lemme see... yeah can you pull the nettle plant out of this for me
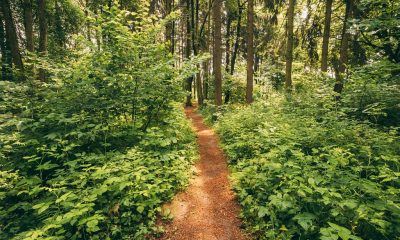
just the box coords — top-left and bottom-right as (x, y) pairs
(0, 5), (198, 240)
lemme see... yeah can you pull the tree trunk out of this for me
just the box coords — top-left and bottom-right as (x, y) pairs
(350, 3), (366, 66)
(0, 16), (13, 80)
(54, 0), (64, 47)
(212, 0), (222, 105)
(230, 0), (242, 75)
(246, 0), (254, 103)
(165, 0), (173, 52)
(285, 0), (295, 90)
(225, 13), (232, 73)
(85, 10), (91, 41)
(255, 54), (260, 74)
(185, 0), (193, 106)
(149, 0), (157, 15)
(94, 8), (101, 50)
(191, 0), (203, 105)
(23, 0), (34, 52)
(334, 0), (353, 94)
(0, 0), (24, 71)
(171, 13), (175, 54)
(85, 0), (91, 41)
(202, 0), (211, 100)
(38, 0), (47, 81)
(321, 0), (333, 72)
(196, 72), (203, 105)
(203, 61), (209, 99)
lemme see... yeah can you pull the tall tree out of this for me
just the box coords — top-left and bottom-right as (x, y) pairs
(38, 0), (47, 81)
(185, 0), (193, 106)
(0, 0), (24, 71)
(321, 0), (333, 72)
(212, 0), (223, 105)
(54, 0), (65, 48)
(192, 0), (203, 105)
(202, 0), (211, 99)
(85, 0), (91, 41)
(246, 0), (254, 103)
(171, 0), (175, 54)
(165, 0), (174, 53)
(225, 11), (232, 72)
(23, 0), (34, 52)
(230, 0), (243, 75)
(0, 15), (13, 80)
(334, 0), (353, 94)
(285, 0), (295, 90)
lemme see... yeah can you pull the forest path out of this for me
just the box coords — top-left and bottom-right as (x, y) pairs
(160, 106), (249, 240)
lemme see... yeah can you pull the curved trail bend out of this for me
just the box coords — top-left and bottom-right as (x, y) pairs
(161, 106), (249, 240)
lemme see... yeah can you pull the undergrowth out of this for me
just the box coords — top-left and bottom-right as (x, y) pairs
(0, 105), (197, 240)
(0, 6), (198, 239)
(199, 73), (400, 240)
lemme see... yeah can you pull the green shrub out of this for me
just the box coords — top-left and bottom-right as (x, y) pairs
(342, 60), (400, 126)
(202, 87), (400, 239)
(0, 108), (196, 239)
(0, 6), (198, 239)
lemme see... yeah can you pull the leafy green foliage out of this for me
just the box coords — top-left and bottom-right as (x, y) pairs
(223, 72), (247, 103)
(201, 75), (400, 239)
(0, 109), (196, 239)
(0, 6), (198, 239)
(342, 60), (400, 126)
(49, 0), (85, 55)
(351, 0), (400, 63)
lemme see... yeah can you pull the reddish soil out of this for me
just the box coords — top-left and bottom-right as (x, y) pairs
(159, 106), (249, 240)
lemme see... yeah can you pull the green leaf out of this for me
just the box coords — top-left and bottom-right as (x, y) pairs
(36, 161), (59, 171)
(293, 213), (316, 231)
(86, 219), (99, 232)
(308, 177), (315, 185)
(258, 206), (268, 218)
(137, 205), (145, 214)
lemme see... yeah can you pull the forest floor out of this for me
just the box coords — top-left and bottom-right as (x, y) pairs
(159, 106), (249, 240)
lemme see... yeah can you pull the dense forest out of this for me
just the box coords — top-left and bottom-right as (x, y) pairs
(0, 0), (399, 239)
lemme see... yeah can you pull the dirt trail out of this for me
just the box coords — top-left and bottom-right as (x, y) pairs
(160, 106), (249, 240)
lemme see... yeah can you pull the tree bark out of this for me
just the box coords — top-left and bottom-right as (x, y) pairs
(350, 3), (367, 66)
(246, 0), (254, 103)
(203, 61), (209, 99)
(230, 0), (242, 75)
(191, 0), (203, 105)
(196, 71), (203, 104)
(38, 0), (47, 81)
(321, 0), (333, 72)
(202, 0), (211, 100)
(0, 0), (24, 70)
(334, 0), (353, 94)
(285, 0), (295, 90)
(165, 0), (173, 53)
(149, 0), (157, 15)
(225, 13), (232, 73)
(212, 0), (223, 105)
(23, 0), (34, 52)
(54, 0), (64, 47)
(85, 10), (91, 41)
(185, 0), (193, 106)
(255, 54), (260, 74)
(94, 8), (101, 50)
(0, 16), (13, 80)
(171, 10), (175, 54)
(85, 0), (91, 41)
